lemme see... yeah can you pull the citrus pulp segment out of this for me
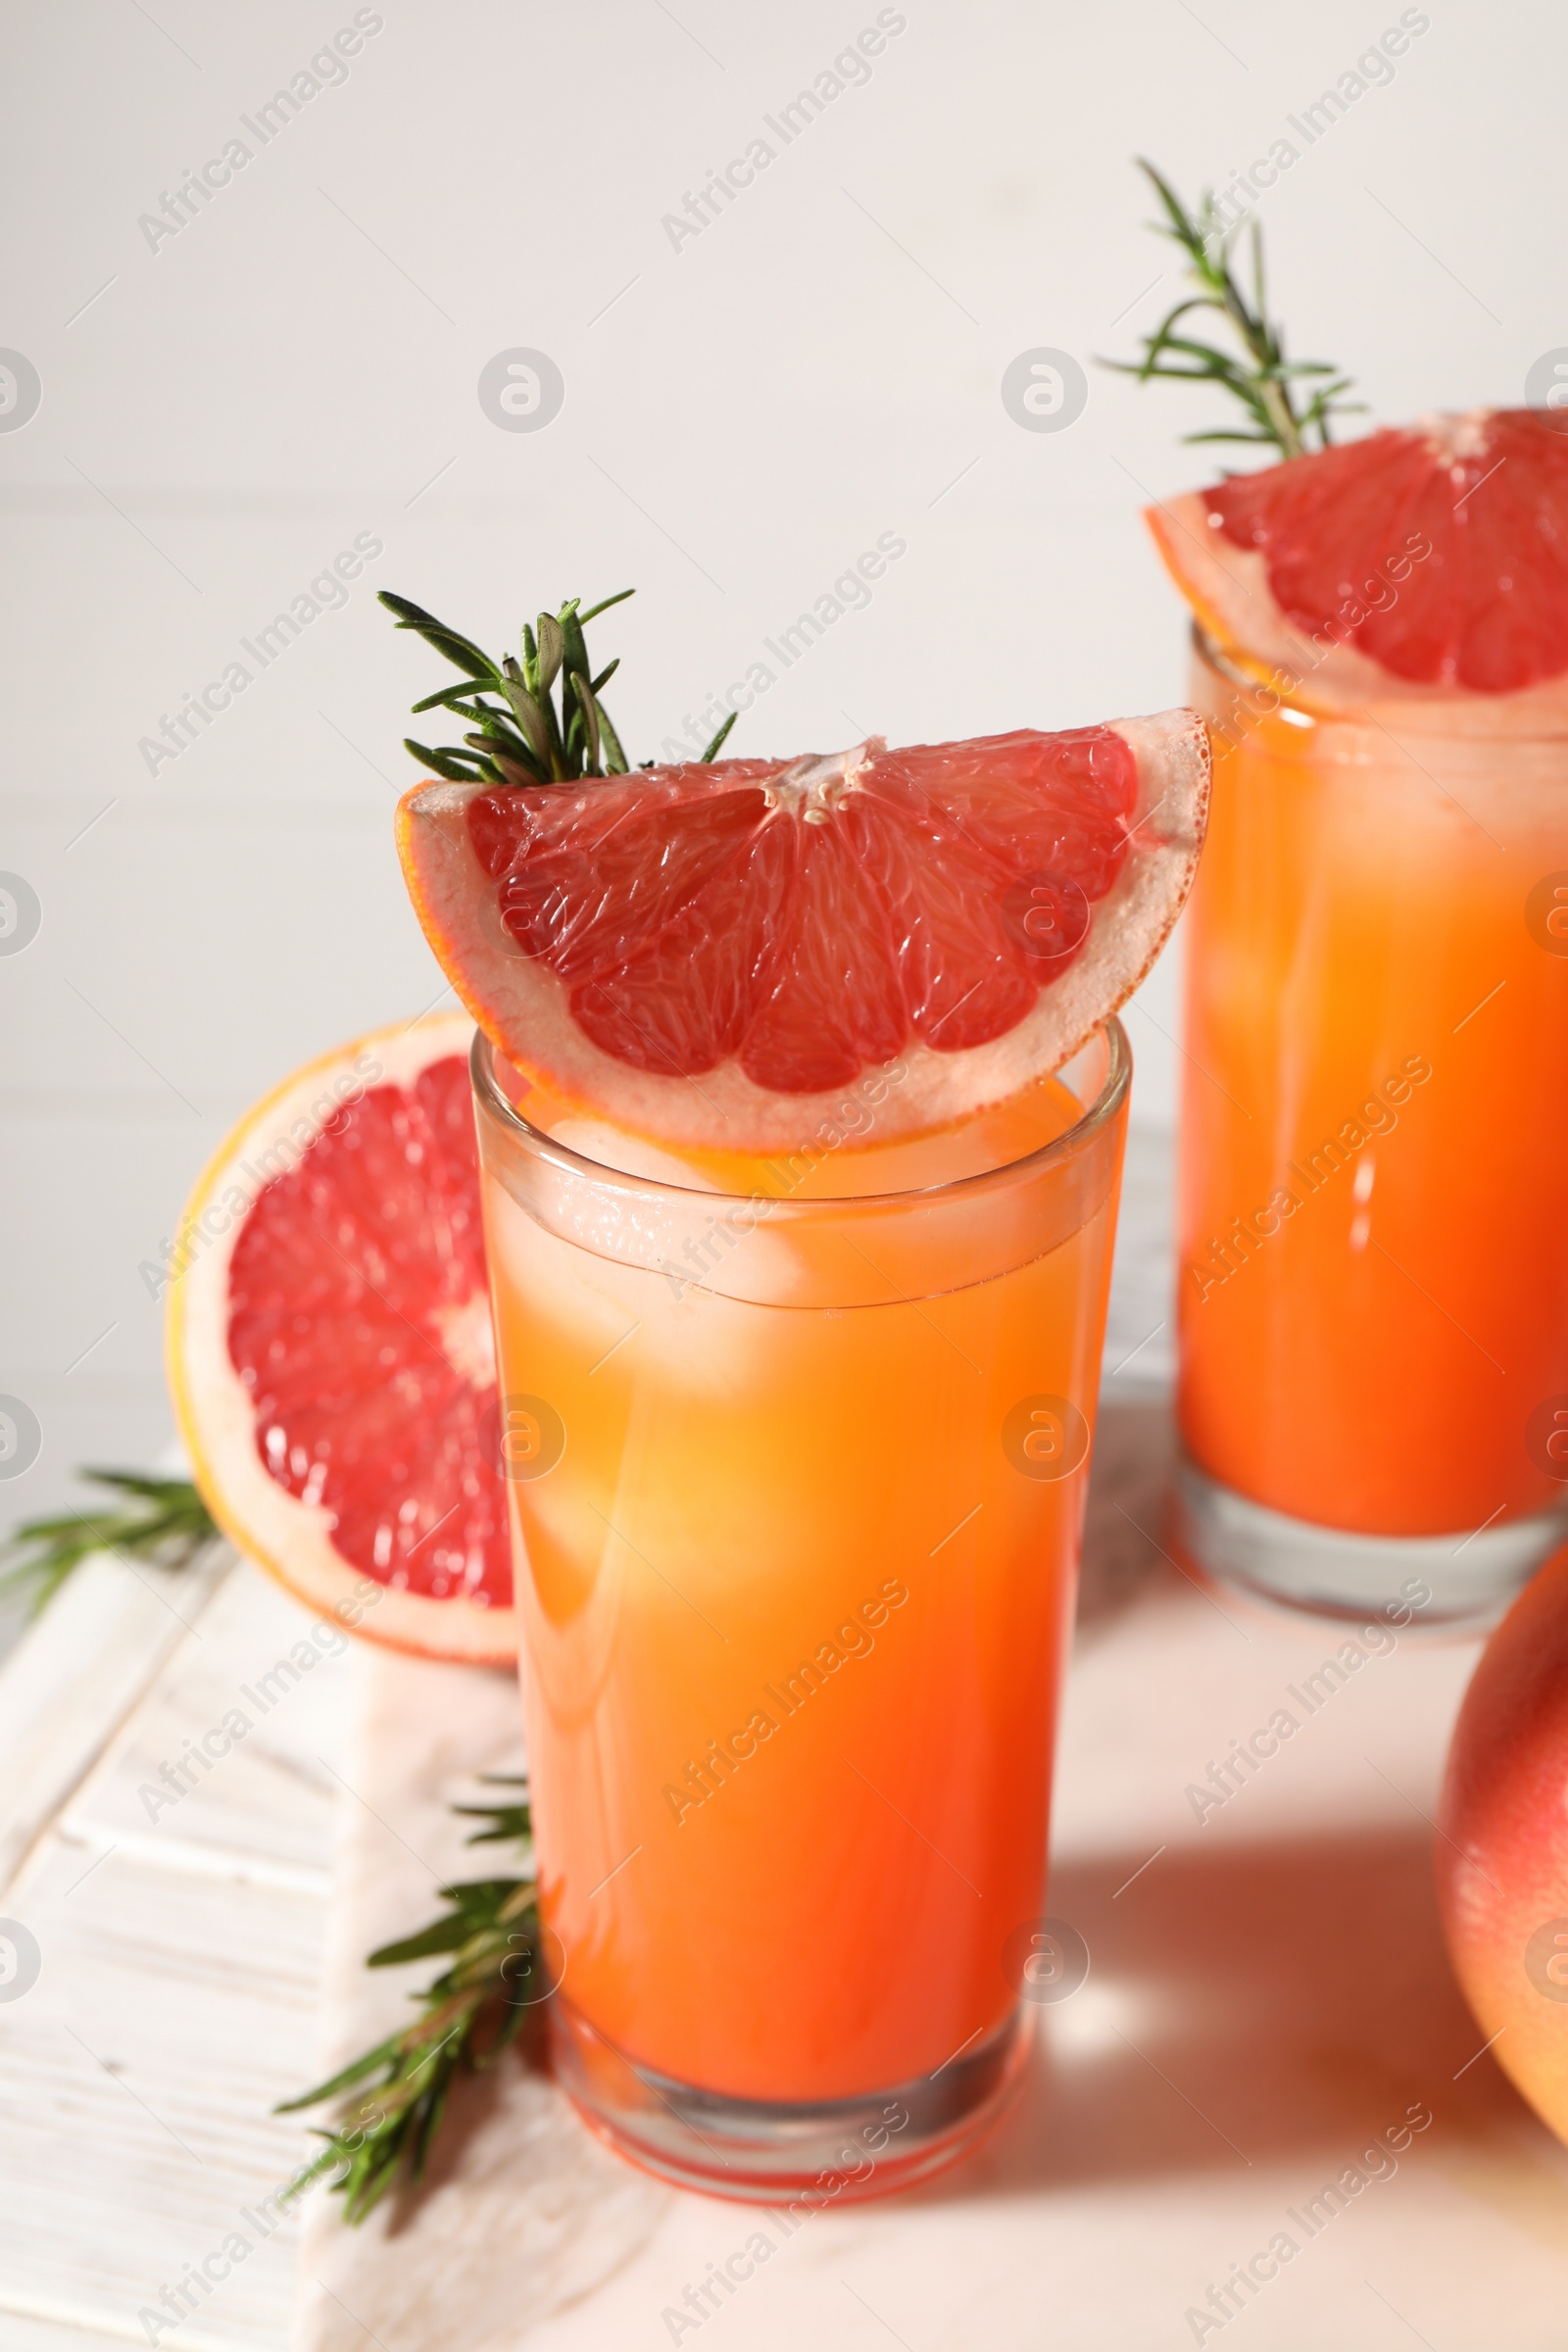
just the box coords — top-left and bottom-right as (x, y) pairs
(167, 1013), (514, 1664)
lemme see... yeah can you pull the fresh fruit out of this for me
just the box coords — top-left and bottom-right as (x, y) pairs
(382, 597), (1207, 1152)
(1437, 1542), (1568, 2145)
(167, 1014), (513, 1664)
(400, 718), (1207, 1153)
(1148, 411), (1568, 706)
(1114, 168), (1568, 710)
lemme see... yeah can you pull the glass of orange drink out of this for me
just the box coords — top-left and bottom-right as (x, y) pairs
(1172, 632), (1568, 1619)
(386, 581), (1206, 2197)
(470, 1021), (1129, 2198)
(1135, 396), (1568, 1623)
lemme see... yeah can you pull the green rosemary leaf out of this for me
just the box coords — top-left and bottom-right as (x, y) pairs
(535, 613), (565, 696)
(368, 1882), (524, 1966)
(1125, 293), (1213, 356)
(404, 739), (490, 784)
(1140, 157), (1198, 244)
(408, 680), (497, 715)
(1301, 374), (1364, 422)
(560, 607), (591, 683)
(378, 593), (498, 681)
(273, 2032), (406, 2113)
(576, 587), (635, 626)
(599, 703), (630, 775)
(1182, 426), (1288, 446)
(444, 695), (510, 733)
(495, 669), (555, 771)
(410, 2075), (453, 2180)
(451, 1780), (534, 1846)
(700, 710), (738, 761)
(569, 670), (603, 773)
(1, 1470), (216, 1619)
(452, 699), (544, 775)
(1136, 339), (1258, 380)
(91, 1471), (197, 1503)
(465, 741), (536, 792)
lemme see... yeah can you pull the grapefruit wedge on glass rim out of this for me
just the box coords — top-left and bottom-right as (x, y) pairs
(164, 588), (1208, 1674)
(385, 586), (1211, 1159)
(167, 1012), (514, 1665)
(1147, 407), (1568, 715)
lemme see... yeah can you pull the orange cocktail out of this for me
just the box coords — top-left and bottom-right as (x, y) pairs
(1174, 636), (1568, 1615)
(470, 1022), (1128, 2198)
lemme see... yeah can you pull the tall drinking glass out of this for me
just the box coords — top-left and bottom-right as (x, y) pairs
(469, 1020), (1129, 2200)
(1174, 632), (1568, 1619)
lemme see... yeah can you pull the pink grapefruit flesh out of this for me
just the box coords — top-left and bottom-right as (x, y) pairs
(1148, 409), (1568, 711)
(396, 713), (1209, 1153)
(168, 1014), (514, 1665)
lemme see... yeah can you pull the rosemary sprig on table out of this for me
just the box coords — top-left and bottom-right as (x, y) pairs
(0, 1471), (216, 1617)
(384, 586), (737, 789)
(277, 1778), (548, 2223)
(1107, 159), (1362, 460)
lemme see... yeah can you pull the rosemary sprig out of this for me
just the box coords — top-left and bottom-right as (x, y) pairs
(278, 1778), (550, 2223)
(1107, 159), (1362, 460)
(1, 1470), (216, 1617)
(384, 587), (738, 788)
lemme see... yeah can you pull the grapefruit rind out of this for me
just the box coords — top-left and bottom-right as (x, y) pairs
(395, 710), (1209, 1155)
(166, 1011), (516, 1667)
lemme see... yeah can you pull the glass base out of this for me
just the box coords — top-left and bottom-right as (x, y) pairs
(1170, 1453), (1568, 1624)
(549, 1997), (1028, 2203)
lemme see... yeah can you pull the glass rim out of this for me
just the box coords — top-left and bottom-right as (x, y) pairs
(468, 1016), (1129, 1213)
(1192, 620), (1568, 744)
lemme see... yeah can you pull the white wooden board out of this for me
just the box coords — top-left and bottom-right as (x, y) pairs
(0, 1555), (349, 2351)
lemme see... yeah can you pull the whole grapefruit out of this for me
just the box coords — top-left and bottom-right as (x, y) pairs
(1437, 1542), (1568, 2142)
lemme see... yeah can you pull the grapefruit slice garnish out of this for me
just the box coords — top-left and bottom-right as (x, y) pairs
(396, 712), (1209, 1153)
(1147, 409), (1568, 708)
(167, 1014), (514, 1665)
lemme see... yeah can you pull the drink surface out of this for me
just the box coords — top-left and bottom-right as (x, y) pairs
(505, 1056), (1089, 1196)
(477, 1054), (1121, 2102)
(1180, 645), (1568, 1535)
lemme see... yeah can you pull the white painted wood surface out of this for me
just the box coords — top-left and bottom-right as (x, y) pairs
(0, 1544), (232, 1890)
(0, 1547), (352, 2351)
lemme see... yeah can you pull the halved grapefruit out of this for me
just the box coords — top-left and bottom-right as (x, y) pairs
(396, 713), (1209, 1154)
(168, 1014), (514, 1664)
(1148, 409), (1568, 711)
